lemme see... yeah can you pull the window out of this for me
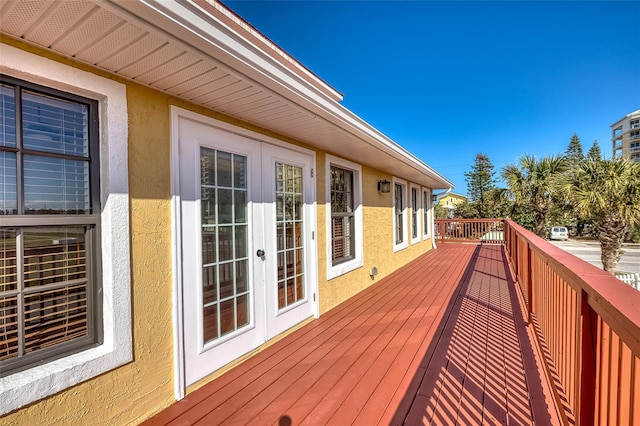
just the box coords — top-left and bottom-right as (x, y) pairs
(614, 138), (623, 149)
(423, 188), (431, 239)
(325, 155), (362, 279)
(631, 131), (640, 141)
(631, 119), (640, 129)
(410, 184), (421, 244)
(1, 44), (130, 415)
(330, 167), (354, 264)
(613, 126), (622, 137)
(393, 178), (408, 251)
(1, 76), (100, 375)
(631, 142), (640, 152)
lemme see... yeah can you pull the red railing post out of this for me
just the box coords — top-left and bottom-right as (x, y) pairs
(578, 290), (597, 425)
(526, 243), (533, 323)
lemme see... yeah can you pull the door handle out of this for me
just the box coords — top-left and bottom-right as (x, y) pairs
(256, 249), (265, 258)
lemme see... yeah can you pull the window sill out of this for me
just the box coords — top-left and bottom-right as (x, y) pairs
(327, 258), (364, 280)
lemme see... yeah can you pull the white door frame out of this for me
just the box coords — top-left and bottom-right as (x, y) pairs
(170, 107), (318, 399)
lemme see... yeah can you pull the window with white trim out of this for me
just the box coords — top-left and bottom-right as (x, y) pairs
(325, 155), (363, 279)
(330, 167), (354, 264)
(423, 188), (432, 239)
(1, 76), (101, 376)
(410, 184), (421, 244)
(393, 178), (408, 251)
(0, 44), (130, 415)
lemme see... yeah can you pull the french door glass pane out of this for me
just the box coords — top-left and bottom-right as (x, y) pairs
(275, 163), (304, 310)
(200, 148), (250, 344)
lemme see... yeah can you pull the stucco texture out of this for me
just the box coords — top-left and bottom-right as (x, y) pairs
(317, 161), (433, 314)
(1, 41), (175, 425)
(1, 38), (433, 425)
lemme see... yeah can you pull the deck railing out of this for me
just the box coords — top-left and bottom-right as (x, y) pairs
(434, 218), (504, 244)
(435, 218), (640, 424)
(503, 219), (640, 425)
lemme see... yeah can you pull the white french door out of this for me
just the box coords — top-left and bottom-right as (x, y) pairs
(176, 115), (316, 386)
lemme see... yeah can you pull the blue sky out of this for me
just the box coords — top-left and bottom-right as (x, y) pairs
(225, 1), (640, 193)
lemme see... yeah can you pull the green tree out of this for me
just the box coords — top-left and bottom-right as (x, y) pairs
(434, 203), (449, 219)
(565, 133), (584, 167)
(563, 158), (640, 272)
(502, 155), (567, 237)
(453, 200), (479, 218)
(586, 140), (602, 161)
(464, 153), (496, 217)
(483, 187), (512, 218)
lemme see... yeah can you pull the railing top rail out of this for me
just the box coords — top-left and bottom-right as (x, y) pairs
(504, 219), (640, 354)
(434, 218), (504, 223)
(434, 218), (505, 244)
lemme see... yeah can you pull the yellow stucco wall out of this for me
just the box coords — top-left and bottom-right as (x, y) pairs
(438, 193), (467, 207)
(1, 37), (434, 425)
(316, 158), (434, 314)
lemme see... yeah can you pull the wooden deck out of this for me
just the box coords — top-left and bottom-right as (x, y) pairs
(144, 244), (562, 425)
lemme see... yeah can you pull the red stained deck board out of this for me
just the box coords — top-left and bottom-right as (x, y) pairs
(143, 244), (562, 426)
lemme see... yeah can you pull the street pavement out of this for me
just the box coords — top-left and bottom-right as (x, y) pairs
(548, 239), (640, 274)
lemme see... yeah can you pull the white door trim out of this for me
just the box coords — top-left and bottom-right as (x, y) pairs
(170, 107), (318, 400)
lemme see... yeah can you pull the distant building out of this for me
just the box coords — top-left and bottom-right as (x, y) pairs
(437, 192), (468, 212)
(611, 109), (640, 162)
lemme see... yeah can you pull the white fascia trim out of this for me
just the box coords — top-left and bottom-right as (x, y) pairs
(392, 177), (409, 252)
(325, 155), (364, 280)
(410, 183), (422, 245)
(0, 43), (131, 415)
(103, 0), (453, 190)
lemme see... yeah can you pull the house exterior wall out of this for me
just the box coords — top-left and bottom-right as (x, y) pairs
(438, 193), (467, 209)
(1, 37), (434, 424)
(316, 158), (433, 314)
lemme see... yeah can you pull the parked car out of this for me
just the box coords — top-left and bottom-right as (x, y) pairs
(550, 226), (569, 241)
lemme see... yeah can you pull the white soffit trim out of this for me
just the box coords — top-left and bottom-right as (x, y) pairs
(102, 0), (453, 189)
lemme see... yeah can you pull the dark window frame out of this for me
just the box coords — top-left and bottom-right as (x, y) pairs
(395, 183), (404, 244)
(0, 75), (102, 377)
(329, 166), (355, 265)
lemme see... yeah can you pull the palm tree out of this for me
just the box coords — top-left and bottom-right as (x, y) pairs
(502, 155), (567, 237)
(563, 158), (640, 272)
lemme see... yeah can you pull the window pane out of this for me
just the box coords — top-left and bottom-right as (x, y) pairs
(24, 283), (88, 354)
(0, 151), (17, 215)
(21, 227), (89, 356)
(217, 151), (232, 187)
(0, 296), (19, 361)
(23, 228), (86, 288)
(0, 229), (17, 293)
(217, 189), (232, 224)
(24, 155), (90, 214)
(0, 84), (16, 148)
(22, 90), (88, 157)
(234, 190), (246, 223)
(233, 155), (246, 189)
